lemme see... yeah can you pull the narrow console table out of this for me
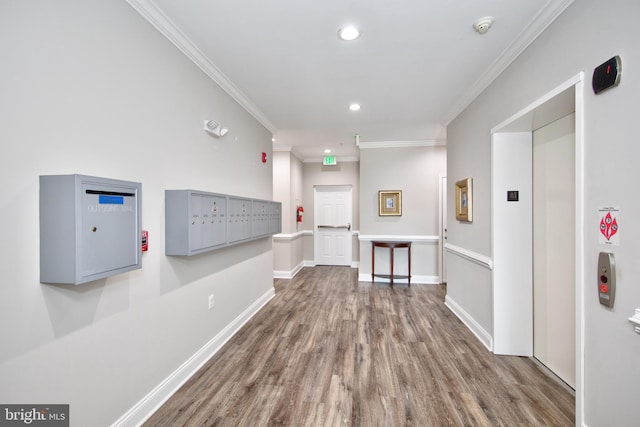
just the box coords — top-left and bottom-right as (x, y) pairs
(371, 240), (412, 287)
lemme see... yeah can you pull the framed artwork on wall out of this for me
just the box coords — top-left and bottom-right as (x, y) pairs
(378, 190), (402, 216)
(455, 178), (473, 222)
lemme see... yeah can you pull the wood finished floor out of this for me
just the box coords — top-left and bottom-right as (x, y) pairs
(144, 266), (574, 426)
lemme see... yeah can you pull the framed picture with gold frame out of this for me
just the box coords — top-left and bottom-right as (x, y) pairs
(455, 178), (473, 222)
(378, 190), (402, 216)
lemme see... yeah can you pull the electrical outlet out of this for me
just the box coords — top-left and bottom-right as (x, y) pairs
(208, 294), (214, 309)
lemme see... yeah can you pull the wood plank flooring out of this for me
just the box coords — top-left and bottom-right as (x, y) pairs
(144, 266), (574, 426)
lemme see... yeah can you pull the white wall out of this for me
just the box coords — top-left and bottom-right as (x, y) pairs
(447, 0), (640, 425)
(273, 152), (293, 232)
(0, 2), (274, 425)
(272, 151), (305, 277)
(491, 132), (532, 356)
(359, 145), (446, 283)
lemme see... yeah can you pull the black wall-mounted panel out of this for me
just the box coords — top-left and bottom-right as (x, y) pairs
(593, 56), (621, 94)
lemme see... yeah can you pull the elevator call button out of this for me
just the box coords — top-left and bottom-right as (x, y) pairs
(597, 252), (616, 307)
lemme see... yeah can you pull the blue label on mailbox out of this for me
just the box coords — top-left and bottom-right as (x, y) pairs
(99, 195), (124, 204)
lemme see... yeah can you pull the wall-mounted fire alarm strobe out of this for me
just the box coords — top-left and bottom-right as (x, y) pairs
(593, 56), (622, 94)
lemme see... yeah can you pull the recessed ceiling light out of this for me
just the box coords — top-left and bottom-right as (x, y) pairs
(349, 103), (361, 111)
(324, 149), (332, 154)
(338, 25), (360, 41)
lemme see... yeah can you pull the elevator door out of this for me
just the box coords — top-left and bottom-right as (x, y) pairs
(533, 113), (576, 388)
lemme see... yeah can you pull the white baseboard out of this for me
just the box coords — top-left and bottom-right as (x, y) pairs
(111, 287), (276, 427)
(273, 261), (304, 279)
(275, 261), (359, 280)
(444, 295), (493, 351)
(357, 273), (440, 284)
(273, 271), (289, 279)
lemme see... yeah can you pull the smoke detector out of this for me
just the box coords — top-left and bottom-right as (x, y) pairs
(473, 16), (495, 34)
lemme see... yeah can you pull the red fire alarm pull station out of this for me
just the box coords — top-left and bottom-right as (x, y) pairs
(296, 206), (304, 222)
(141, 230), (149, 252)
(262, 152), (267, 163)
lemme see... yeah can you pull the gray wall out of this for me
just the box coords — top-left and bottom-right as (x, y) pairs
(274, 147), (446, 280)
(273, 157), (361, 276)
(302, 161), (361, 233)
(273, 151), (304, 235)
(0, 1), (273, 425)
(302, 160), (361, 266)
(272, 151), (305, 275)
(447, 0), (640, 425)
(359, 145), (446, 282)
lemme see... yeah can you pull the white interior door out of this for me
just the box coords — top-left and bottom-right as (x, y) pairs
(533, 113), (576, 388)
(315, 186), (352, 266)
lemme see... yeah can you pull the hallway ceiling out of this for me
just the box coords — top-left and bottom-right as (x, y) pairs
(129, 0), (573, 161)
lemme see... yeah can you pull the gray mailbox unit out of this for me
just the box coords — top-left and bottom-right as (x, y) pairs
(40, 174), (142, 284)
(252, 200), (282, 238)
(165, 190), (228, 256)
(228, 196), (253, 243)
(252, 200), (269, 238)
(165, 189), (281, 256)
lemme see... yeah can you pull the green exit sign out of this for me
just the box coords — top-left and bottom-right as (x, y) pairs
(323, 155), (337, 166)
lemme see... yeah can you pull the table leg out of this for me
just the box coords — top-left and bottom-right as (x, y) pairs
(371, 244), (375, 283)
(408, 245), (411, 287)
(390, 247), (394, 287)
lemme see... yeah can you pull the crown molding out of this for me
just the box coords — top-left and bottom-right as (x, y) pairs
(272, 145), (293, 152)
(272, 145), (306, 162)
(442, 0), (575, 125)
(358, 140), (446, 150)
(126, 0), (277, 133)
